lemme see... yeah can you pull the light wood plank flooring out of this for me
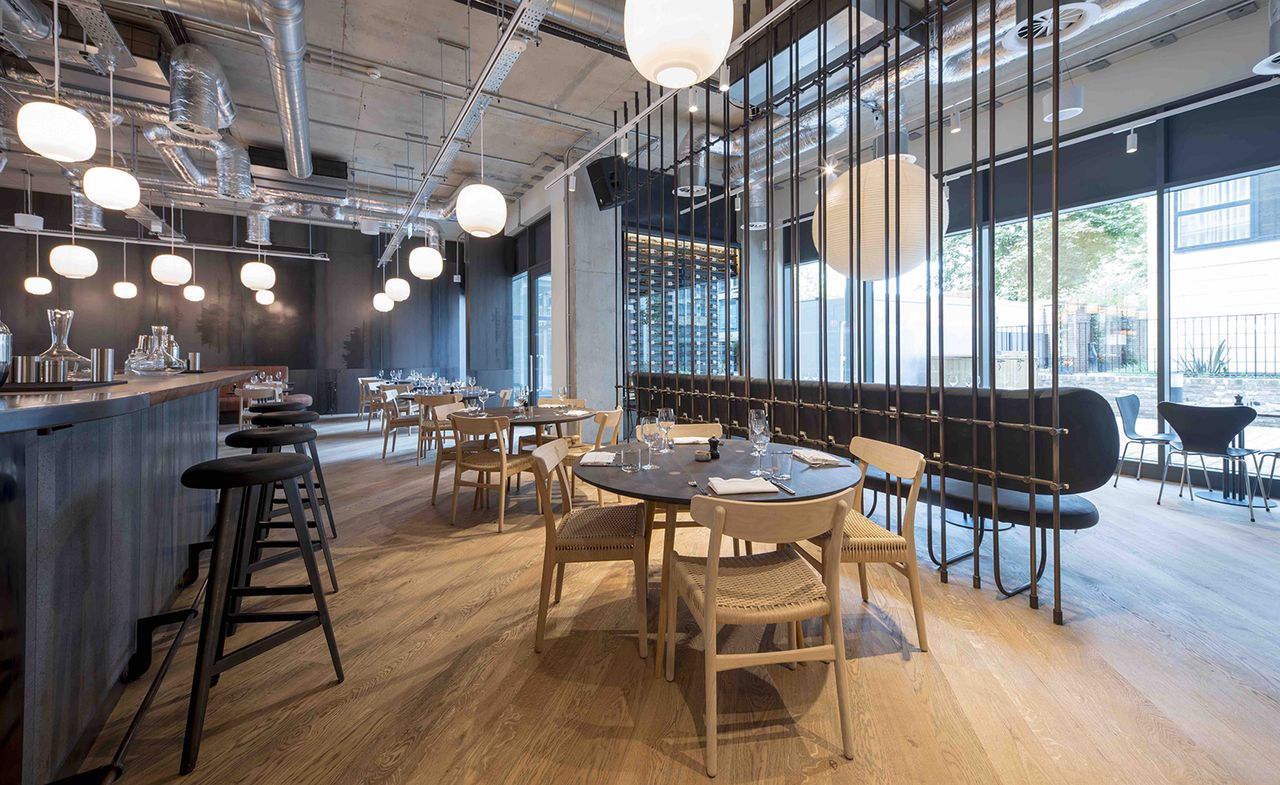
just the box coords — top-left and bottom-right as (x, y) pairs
(80, 416), (1280, 784)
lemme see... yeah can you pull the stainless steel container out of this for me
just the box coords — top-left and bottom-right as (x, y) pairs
(41, 359), (68, 383)
(0, 309), (11, 387)
(91, 348), (116, 382)
(186, 351), (202, 371)
(12, 355), (37, 383)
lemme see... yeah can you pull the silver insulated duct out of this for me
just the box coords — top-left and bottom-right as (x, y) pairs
(1256, 0), (1280, 74)
(254, 0), (312, 178)
(167, 43), (237, 139)
(1, 0), (53, 39)
(548, 0), (623, 42)
(246, 211), (271, 245)
(67, 181), (106, 232)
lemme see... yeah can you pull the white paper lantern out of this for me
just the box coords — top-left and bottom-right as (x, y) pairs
(113, 280), (138, 299)
(456, 183), (507, 238)
(812, 155), (949, 282)
(24, 275), (52, 295)
(624, 0), (733, 88)
(151, 252), (192, 286)
(16, 101), (97, 162)
(240, 260), (276, 291)
(255, 289), (275, 305)
(409, 245), (444, 279)
(49, 244), (98, 279)
(372, 291), (394, 312)
(384, 276), (411, 302)
(183, 284), (206, 302)
(83, 166), (141, 210)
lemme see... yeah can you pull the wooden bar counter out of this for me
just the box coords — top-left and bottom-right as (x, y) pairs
(0, 370), (251, 784)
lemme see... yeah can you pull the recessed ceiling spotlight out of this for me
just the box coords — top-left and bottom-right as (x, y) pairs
(366, 66), (382, 79)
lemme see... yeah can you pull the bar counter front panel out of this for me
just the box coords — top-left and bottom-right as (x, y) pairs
(0, 370), (251, 784)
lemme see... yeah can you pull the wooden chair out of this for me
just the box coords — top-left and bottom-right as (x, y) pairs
(799, 436), (929, 652)
(497, 388), (512, 407)
(449, 414), (534, 532)
(356, 376), (380, 422)
(415, 393), (463, 463)
(666, 422), (724, 441)
(529, 439), (648, 657)
(666, 490), (856, 776)
(379, 388), (419, 459)
(362, 379), (386, 431)
(564, 407), (623, 504)
(430, 402), (468, 503)
(236, 386), (275, 427)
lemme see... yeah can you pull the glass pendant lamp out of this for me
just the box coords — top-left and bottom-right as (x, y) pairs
(456, 111), (507, 238)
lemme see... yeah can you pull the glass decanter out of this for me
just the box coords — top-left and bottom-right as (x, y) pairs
(124, 325), (188, 375)
(37, 308), (91, 381)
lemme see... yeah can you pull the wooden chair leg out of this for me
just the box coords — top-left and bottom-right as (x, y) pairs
(664, 584), (677, 682)
(450, 468), (461, 525)
(381, 427), (391, 459)
(904, 559), (928, 651)
(704, 625), (718, 778)
(433, 458), (445, 505)
(857, 563), (869, 602)
(829, 609), (855, 761)
(497, 474), (507, 533)
(554, 563), (565, 603)
(634, 547), (648, 659)
(535, 552), (554, 652)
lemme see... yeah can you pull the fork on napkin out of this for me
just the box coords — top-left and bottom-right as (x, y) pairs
(705, 477), (778, 495)
(792, 448), (844, 467)
(578, 451), (617, 466)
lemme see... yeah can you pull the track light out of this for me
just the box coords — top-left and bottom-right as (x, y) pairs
(568, 173), (577, 192)
(688, 88), (699, 113)
(1125, 129), (1138, 154)
(948, 110), (962, 134)
(718, 63), (730, 92)
(620, 138), (629, 159)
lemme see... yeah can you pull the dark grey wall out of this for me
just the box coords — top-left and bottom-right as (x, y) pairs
(0, 188), (465, 413)
(464, 234), (515, 392)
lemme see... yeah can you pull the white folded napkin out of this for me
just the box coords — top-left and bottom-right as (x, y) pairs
(793, 448), (844, 467)
(707, 477), (777, 495)
(672, 435), (708, 445)
(578, 451), (617, 466)
(564, 409), (592, 416)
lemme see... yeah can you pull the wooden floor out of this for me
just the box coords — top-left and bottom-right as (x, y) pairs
(81, 415), (1280, 785)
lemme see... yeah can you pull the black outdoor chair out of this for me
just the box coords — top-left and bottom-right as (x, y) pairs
(1156, 402), (1260, 521)
(1112, 394), (1176, 486)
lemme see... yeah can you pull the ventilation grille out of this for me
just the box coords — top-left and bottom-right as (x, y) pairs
(1002, 3), (1101, 52)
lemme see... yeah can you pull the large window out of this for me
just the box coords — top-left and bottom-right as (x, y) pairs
(1169, 165), (1280, 451)
(512, 272), (529, 390)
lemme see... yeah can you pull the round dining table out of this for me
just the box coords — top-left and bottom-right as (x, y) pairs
(573, 440), (860, 674)
(481, 405), (596, 449)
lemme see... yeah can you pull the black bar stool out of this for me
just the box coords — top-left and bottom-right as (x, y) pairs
(179, 453), (343, 774)
(225, 425), (339, 592)
(251, 410), (337, 540)
(248, 400), (307, 415)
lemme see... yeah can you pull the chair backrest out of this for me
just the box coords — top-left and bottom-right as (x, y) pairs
(539, 397), (586, 408)
(848, 436), (926, 544)
(450, 413), (510, 451)
(1115, 394), (1142, 439)
(667, 422), (724, 440)
(590, 408), (624, 448)
(530, 439), (573, 535)
(417, 393), (462, 415)
(690, 489), (853, 545)
(434, 401), (467, 420)
(1157, 402), (1255, 455)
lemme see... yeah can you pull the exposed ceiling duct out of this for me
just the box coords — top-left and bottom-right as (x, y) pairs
(546, 0), (624, 43)
(144, 124), (212, 188)
(167, 42), (236, 138)
(246, 210), (270, 245)
(117, 0), (313, 178)
(65, 174), (106, 231)
(0, 0), (53, 41)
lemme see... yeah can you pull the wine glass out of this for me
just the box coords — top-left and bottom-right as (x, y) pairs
(637, 417), (660, 470)
(749, 428), (771, 476)
(748, 409), (769, 456)
(657, 407), (675, 453)
(467, 375), (477, 388)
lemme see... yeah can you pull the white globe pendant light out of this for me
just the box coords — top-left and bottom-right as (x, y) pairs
(812, 154), (949, 282)
(25, 275), (52, 295)
(240, 260), (276, 290)
(183, 284), (205, 302)
(384, 276), (411, 302)
(82, 65), (140, 210)
(409, 244), (444, 280)
(624, 0), (734, 88)
(152, 252), (192, 286)
(255, 289), (275, 305)
(17, 0), (97, 163)
(50, 243), (98, 279)
(456, 111), (508, 238)
(372, 291), (394, 312)
(113, 280), (138, 299)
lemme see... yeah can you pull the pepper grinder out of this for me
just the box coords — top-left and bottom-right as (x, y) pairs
(708, 436), (721, 459)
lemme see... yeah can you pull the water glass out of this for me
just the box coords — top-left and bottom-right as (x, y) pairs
(769, 451), (793, 481)
(620, 444), (641, 473)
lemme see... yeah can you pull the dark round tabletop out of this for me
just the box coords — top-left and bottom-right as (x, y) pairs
(482, 405), (595, 426)
(573, 442), (860, 505)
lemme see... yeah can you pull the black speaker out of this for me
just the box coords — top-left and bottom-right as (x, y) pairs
(586, 155), (628, 210)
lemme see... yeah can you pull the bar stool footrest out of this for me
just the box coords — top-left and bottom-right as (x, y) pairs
(212, 617), (322, 674)
(122, 607), (199, 682)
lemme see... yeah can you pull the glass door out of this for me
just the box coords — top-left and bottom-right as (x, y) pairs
(511, 272), (529, 391)
(532, 269), (553, 398)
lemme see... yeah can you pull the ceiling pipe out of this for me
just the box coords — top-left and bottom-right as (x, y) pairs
(116, 0), (313, 178)
(64, 173), (106, 231)
(167, 43), (237, 138)
(1, 0), (53, 40)
(245, 210), (270, 244)
(143, 124), (212, 188)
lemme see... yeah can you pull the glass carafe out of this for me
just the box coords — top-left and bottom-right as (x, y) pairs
(37, 309), (91, 381)
(124, 325), (188, 375)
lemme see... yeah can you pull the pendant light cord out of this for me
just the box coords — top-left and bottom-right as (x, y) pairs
(35, 233), (41, 275)
(52, 0), (59, 101)
(480, 110), (485, 183)
(108, 63), (115, 163)
(122, 241), (127, 281)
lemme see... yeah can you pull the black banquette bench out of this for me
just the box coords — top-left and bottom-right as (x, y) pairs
(632, 375), (1119, 530)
